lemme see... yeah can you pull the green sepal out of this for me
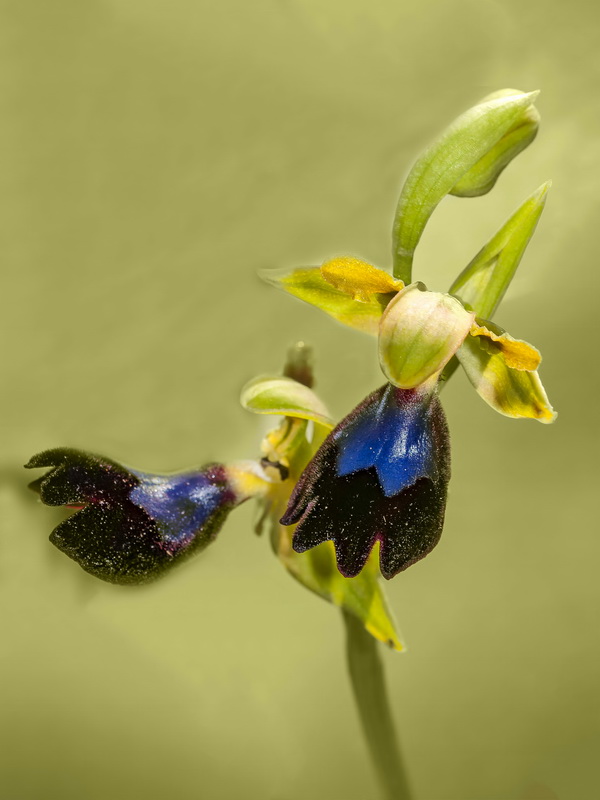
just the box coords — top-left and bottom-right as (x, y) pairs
(240, 375), (334, 428)
(456, 333), (556, 423)
(276, 534), (404, 651)
(391, 89), (539, 283)
(261, 266), (393, 335)
(450, 89), (540, 198)
(449, 182), (550, 320)
(263, 467), (404, 651)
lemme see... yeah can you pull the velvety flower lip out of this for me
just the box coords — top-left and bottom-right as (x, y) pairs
(280, 383), (450, 580)
(336, 383), (441, 496)
(25, 448), (243, 585)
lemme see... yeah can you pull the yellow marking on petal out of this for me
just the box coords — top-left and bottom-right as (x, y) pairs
(261, 417), (307, 463)
(321, 257), (403, 302)
(262, 266), (389, 334)
(227, 461), (275, 500)
(470, 323), (541, 371)
(456, 336), (556, 423)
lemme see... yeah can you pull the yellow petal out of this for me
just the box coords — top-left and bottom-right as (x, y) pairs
(456, 335), (556, 423)
(470, 323), (541, 371)
(320, 256), (403, 301)
(226, 461), (275, 499)
(261, 266), (390, 335)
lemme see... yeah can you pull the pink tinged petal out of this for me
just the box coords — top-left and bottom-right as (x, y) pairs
(379, 283), (476, 389)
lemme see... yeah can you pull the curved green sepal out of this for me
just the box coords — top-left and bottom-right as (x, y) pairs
(379, 283), (475, 388)
(241, 375), (334, 428)
(261, 267), (392, 335)
(392, 89), (539, 283)
(456, 334), (556, 423)
(450, 89), (539, 197)
(276, 529), (404, 651)
(450, 182), (550, 320)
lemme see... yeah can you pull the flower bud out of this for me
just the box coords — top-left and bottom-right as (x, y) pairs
(379, 283), (475, 388)
(392, 89), (539, 282)
(450, 89), (540, 198)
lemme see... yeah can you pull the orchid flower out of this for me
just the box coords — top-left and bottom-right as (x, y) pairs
(264, 89), (556, 581)
(25, 448), (273, 584)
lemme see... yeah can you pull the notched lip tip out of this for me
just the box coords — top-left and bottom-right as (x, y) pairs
(24, 454), (58, 470)
(290, 538), (307, 554)
(337, 565), (361, 579)
(279, 511), (297, 527)
(27, 477), (43, 494)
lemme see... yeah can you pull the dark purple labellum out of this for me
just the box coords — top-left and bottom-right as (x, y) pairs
(25, 448), (238, 585)
(280, 383), (451, 579)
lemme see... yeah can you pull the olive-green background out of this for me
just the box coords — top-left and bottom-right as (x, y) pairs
(1, 2), (598, 799)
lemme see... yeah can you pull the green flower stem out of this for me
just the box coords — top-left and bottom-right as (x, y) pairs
(343, 610), (413, 800)
(440, 355), (460, 386)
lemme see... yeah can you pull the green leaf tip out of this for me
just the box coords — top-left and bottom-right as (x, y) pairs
(449, 180), (550, 321)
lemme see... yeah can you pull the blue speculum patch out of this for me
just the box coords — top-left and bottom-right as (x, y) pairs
(130, 471), (228, 551)
(335, 383), (438, 496)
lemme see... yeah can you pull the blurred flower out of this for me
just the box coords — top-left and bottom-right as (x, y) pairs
(25, 448), (270, 584)
(280, 381), (450, 580)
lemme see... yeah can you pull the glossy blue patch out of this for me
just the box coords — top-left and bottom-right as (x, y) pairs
(335, 384), (438, 497)
(130, 471), (227, 550)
